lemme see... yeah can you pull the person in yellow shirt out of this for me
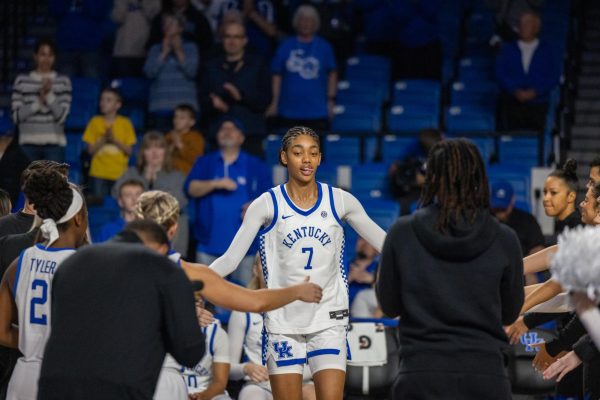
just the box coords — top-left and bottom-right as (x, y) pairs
(83, 88), (137, 197)
(165, 103), (205, 175)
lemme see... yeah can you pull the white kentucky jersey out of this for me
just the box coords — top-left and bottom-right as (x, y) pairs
(183, 321), (230, 394)
(168, 250), (182, 267)
(259, 182), (347, 334)
(13, 244), (75, 361)
(241, 312), (264, 368)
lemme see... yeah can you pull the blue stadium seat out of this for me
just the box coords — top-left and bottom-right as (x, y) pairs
(488, 164), (532, 206)
(65, 101), (96, 131)
(380, 135), (416, 164)
(445, 106), (496, 133)
(498, 135), (540, 168)
(0, 108), (14, 133)
(121, 106), (145, 132)
(71, 77), (101, 103)
(388, 105), (439, 133)
(392, 79), (442, 106)
(458, 57), (495, 81)
(451, 80), (498, 108)
(110, 77), (150, 106)
(323, 135), (378, 165)
(467, 136), (495, 163)
(337, 80), (387, 108)
(264, 135), (281, 165)
(324, 135), (360, 165)
(65, 133), (84, 167)
(345, 55), (391, 85)
(331, 105), (381, 134)
(360, 198), (400, 231)
(350, 163), (390, 199)
(316, 164), (338, 186)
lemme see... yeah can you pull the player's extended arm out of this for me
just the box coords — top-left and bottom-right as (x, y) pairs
(209, 193), (271, 277)
(336, 190), (386, 252)
(0, 262), (19, 349)
(523, 244), (558, 274)
(183, 261), (322, 313)
(521, 279), (563, 314)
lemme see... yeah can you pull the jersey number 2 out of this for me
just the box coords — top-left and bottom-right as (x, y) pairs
(30, 279), (48, 325)
(302, 247), (313, 270)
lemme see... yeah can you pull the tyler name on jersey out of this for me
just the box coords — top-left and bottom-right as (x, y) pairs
(282, 226), (333, 249)
(28, 258), (58, 275)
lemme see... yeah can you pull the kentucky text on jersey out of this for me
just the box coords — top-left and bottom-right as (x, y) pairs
(282, 226), (332, 249)
(29, 258), (58, 275)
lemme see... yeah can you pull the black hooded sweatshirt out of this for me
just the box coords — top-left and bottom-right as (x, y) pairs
(376, 204), (524, 375)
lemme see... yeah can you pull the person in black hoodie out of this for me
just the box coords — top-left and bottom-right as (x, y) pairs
(376, 138), (524, 400)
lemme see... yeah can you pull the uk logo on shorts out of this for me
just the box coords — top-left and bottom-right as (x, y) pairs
(520, 332), (543, 352)
(273, 341), (293, 359)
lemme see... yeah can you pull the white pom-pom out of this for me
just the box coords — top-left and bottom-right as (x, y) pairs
(550, 226), (600, 299)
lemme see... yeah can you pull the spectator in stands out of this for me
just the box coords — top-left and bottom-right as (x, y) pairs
(11, 39), (72, 163)
(185, 118), (269, 284)
(266, 5), (337, 131)
(113, 131), (189, 253)
(490, 180), (544, 284)
(83, 88), (137, 198)
(487, 0), (545, 42)
(0, 161), (69, 238)
(351, 285), (383, 319)
(242, 0), (281, 58)
(0, 190), (10, 218)
(111, 0), (161, 77)
(200, 20), (271, 143)
(144, 13), (199, 132)
(377, 139), (523, 399)
(166, 104), (205, 175)
(0, 122), (29, 207)
(96, 179), (145, 242)
(496, 11), (560, 132)
(392, 0), (442, 80)
(148, 0), (214, 57)
(544, 159), (582, 243)
(49, 0), (112, 78)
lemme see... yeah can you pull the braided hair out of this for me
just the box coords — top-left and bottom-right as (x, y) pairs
(279, 126), (320, 167)
(420, 139), (490, 232)
(548, 159), (579, 192)
(23, 169), (73, 222)
(133, 190), (180, 232)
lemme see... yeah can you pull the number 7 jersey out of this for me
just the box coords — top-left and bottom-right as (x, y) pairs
(259, 182), (348, 334)
(13, 244), (75, 361)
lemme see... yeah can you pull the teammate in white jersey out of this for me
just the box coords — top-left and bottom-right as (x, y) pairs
(209, 127), (386, 400)
(0, 170), (88, 400)
(229, 255), (316, 400)
(184, 303), (231, 400)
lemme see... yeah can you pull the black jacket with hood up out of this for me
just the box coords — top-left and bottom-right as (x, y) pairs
(376, 204), (524, 375)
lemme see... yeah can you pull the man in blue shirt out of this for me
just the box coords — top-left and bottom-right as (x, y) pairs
(266, 4), (337, 131)
(185, 118), (269, 284)
(496, 11), (560, 132)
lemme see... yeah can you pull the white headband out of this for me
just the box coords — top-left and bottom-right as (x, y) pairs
(40, 188), (84, 247)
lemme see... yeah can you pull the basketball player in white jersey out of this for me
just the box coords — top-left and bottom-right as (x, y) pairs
(209, 126), (387, 400)
(0, 170), (88, 400)
(132, 191), (324, 399)
(183, 301), (231, 400)
(228, 255), (316, 400)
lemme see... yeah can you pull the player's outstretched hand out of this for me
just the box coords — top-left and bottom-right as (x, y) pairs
(505, 315), (528, 344)
(543, 351), (582, 382)
(296, 276), (322, 303)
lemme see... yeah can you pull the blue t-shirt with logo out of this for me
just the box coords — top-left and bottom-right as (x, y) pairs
(184, 151), (270, 256)
(271, 35), (336, 119)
